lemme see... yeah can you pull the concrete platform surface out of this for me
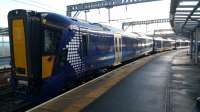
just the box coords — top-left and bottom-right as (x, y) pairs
(83, 50), (200, 112)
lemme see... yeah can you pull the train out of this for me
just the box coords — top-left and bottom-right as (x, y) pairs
(8, 9), (190, 102)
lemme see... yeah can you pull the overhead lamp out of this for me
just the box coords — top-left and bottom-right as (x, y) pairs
(193, 12), (200, 15)
(175, 12), (190, 14)
(174, 17), (186, 19)
(175, 15), (188, 18)
(176, 7), (194, 11)
(191, 16), (200, 18)
(179, 1), (198, 6)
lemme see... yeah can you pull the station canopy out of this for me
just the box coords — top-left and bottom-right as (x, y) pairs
(170, 0), (200, 37)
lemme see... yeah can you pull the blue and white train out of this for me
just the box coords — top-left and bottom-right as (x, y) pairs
(8, 9), (189, 102)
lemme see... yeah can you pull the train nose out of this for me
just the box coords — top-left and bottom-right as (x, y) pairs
(8, 10), (42, 97)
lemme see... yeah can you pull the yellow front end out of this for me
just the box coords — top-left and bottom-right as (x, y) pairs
(12, 19), (28, 77)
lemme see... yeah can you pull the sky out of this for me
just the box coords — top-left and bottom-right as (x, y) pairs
(0, 0), (172, 34)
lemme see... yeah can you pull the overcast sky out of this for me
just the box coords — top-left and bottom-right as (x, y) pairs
(0, 0), (171, 34)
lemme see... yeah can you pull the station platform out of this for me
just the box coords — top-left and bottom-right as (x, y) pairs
(28, 50), (200, 112)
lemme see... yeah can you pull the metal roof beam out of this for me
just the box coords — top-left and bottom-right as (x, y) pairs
(170, 0), (181, 15)
(182, 1), (200, 29)
(66, 0), (160, 16)
(122, 18), (170, 25)
(122, 18), (170, 30)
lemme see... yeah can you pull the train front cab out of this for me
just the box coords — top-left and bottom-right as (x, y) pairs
(8, 10), (60, 100)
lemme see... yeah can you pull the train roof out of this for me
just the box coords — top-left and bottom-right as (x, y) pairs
(39, 11), (151, 38)
(68, 17), (124, 34)
(166, 38), (175, 42)
(154, 37), (165, 41)
(176, 39), (185, 42)
(184, 40), (190, 42)
(121, 32), (139, 39)
(137, 33), (153, 40)
(41, 12), (109, 32)
(40, 11), (149, 39)
(131, 32), (153, 40)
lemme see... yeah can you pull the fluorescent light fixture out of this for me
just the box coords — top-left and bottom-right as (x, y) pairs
(193, 12), (200, 15)
(174, 16), (187, 19)
(191, 16), (200, 18)
(175, 15), (188, 18)
(175, 20), (185, 21)
(179, 1), (198, 6)
(174, 18), (186, 21)
(176, 7), (194, 11)
(176, 12), (190, 14)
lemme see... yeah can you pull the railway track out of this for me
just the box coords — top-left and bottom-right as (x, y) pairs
(0, 66), (32, 111)
(0, 66), (11, 73)
(0, 66), (11, 90)
(0, 86), (31, 112)
(0, 67), (31, 112)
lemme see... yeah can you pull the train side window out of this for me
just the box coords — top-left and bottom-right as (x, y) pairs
(43, 29), (60, 55)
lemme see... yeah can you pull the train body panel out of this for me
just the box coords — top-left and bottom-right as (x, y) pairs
(86, 31), (115, 70)
(154, 37), (176, 52)
(176, 39), (190, 49)
(8, 9), (190, 103)
(121, 36), (138, 62)
(135, 33), (153, 55)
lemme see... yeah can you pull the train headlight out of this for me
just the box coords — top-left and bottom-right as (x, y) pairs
(42, 19), (47, 24)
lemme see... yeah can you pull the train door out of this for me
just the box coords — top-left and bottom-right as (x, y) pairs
(42, 26), (61, 78)
(80, 30), (89, 74)
(80, 31), (89, 58)
(114, 33), (122, 65)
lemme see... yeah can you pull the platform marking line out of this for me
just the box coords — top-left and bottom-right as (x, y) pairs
(27, 51), (171, 112)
